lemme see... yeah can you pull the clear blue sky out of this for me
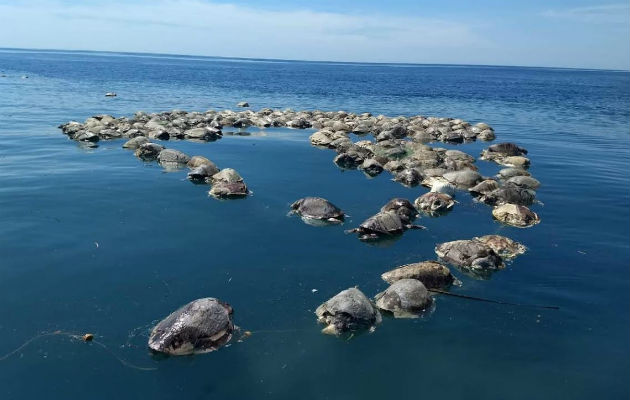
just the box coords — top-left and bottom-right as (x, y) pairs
(0, 0), (628, 69)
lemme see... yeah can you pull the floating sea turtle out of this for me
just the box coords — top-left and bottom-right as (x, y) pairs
(394, 168), (422, 187)
(290, 197), (345, 223)
(209, 182), (249, 199)
(414, 192), (455, 216)
(473, 235), (526, 259)
(211, 168), (243, 184)
(496, 168), (531, 179)
(442, 169), (482, 189)
(435, 239), (505, 273)
(381, 260), (456, 289)
(157, 149), (191, 168)
(506, 175), (541, 190)
(315, 288), (381, 336)
(374, 279), (432, 318)
(359, 159), (384, 177)
(380, 198), (418, 222)
(430, 181), (456, 196)
(468, 179), (500, 196)
(187, 164), (220, 182)
(346, 210), (425, 241)
(134, 143), (164, 160)
(478, 184), (536, 206)
(492, 203), (540, 228)
(122, 136), (149, 149)
(148, 298), (235, 356)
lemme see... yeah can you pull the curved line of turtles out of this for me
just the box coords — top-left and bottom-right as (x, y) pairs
(59, 105), (543, 355)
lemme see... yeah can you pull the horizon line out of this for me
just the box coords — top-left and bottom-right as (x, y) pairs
(0, 46), (628, 73)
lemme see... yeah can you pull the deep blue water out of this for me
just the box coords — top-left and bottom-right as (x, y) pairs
(0, 49), (628, 400)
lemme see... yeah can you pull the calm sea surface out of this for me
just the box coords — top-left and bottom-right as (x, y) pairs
(0, 50), (628, 400)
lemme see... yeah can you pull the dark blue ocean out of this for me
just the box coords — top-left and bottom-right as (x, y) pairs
(0, 49), (628, 400)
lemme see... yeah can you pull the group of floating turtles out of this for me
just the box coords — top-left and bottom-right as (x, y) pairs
(58, 106), (541, 355)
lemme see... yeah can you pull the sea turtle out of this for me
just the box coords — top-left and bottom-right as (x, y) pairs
(381, 260), (456, 289)
(380, 198), (418, 222)
(346, 210), (425, 241)
(496, 168), (531, 179)
(442, 169), (482, 189)
(187, 155), (219, 170)
(497, 156), (530, 169)
(157, 149), (191, 168)
(148, 298), (235, 356)
(492, 203), (540, 228)
(473, 235), (526, 259)
(414, 192), (455, 216)
(468, 179), (500, 196)
(187, 164), (220, 183)
(122, 136), (149, 149)
(359, 159), (384, 177)
(209, 182), (249, 199)
(435, 239), (505, 273)
(134, 143), (164, 160)
(506, 175), (541, 190)
(374, 279), (432, 318)
(394, 168), (422, 187)
(478, 184), (536, 206)
(430, 181), (456, 196)
(211, 168), (243, 184)
(290, 197), (345, 223)
(485, 142), (528, 157)
(315, 288), (381, 336)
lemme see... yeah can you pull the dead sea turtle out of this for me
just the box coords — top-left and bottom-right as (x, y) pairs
(346, 210), (424, 241)
(380, 198), (418, 222)
(435, 239), (505, 273)
(148, 298), (235, 356)
(414, 192), (455, 216)
(315, 288), (381, 336)
(187, 164), (220, 182)
(492, 203), (540, 228)
(473, 235), (526, 259)
(209, 182), (249, 199)
(290, 197), (345, 223)
(381, 260), (456, 289)
(157, 149), (191, 168)
(134, 143), (164, 160)
(374, 279), (432, 318)
(211, 168), (243, 184)
(468, 179), (500, 196)
(478, 184), (536, 206)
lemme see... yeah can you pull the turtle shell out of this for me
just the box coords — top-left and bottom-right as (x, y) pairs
(291, 197), (344, 220)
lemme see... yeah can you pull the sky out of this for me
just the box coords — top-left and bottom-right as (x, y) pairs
(0, 0), (628, 70)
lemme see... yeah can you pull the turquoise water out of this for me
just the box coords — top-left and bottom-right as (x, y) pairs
(0, 49), (629, 399)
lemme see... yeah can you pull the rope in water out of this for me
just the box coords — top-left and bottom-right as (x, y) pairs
(0, 330), (157, 371)
(428, 289), (560, 310)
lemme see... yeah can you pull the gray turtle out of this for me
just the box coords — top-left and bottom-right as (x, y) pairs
(468, 179), (500, 196)
(492, 203), (540, 228)
(134, 143), (165, 160)
(148, 298), (235, 356)
(122, 136), (149, 149)
(394, 168), (422, 187)
(380, 198), (418, 222)
(414, 192), (455, 216)
(374, 279), (432, 318)
(496, 168), (531, 179)
(157, 149), (191, 168)
(381, 260), (456, 289)
(187, 155), (219, 170)
(486, 142), (528, 157)
(506, 175), (541, 190)
(211, 168), (243, 184)
(435, 239), (505, 274)
(478, 184), (536, 206)
(209, 182), (249, 199)
(359, 159), (384, 177)
(187, 164), (220, 183)
(473, 235), (526, 259)
(290, 197), (345, 223)
(346, 210), (424, 241)
(315, 288), (381, 336)
(442, 169), (482, 189)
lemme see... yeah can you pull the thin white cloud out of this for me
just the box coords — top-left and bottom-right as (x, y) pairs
(542, 3), (630, 23)
(0, 0), (491, 63)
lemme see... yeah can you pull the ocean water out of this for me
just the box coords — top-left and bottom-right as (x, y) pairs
(0, 49), (628, 400)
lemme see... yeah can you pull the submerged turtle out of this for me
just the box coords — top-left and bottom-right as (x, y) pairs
(473, 235), (526, 259)
(148, 298), (235, 356)
(394, 168), (422, 187)
(374, 279), (432, 318)
(358, 159), (384, 177)
(380, 198), (418, 222)
(435, 239), (505, 274)
(492, 203), (540, 228)
(290, 197), (345, 223)
(414, 192), (455, 216)
(381, 260), (456, 289)
(209, 182), (249, 199)
(315, 288), (381, 336)
(346, 210), (425, 241)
